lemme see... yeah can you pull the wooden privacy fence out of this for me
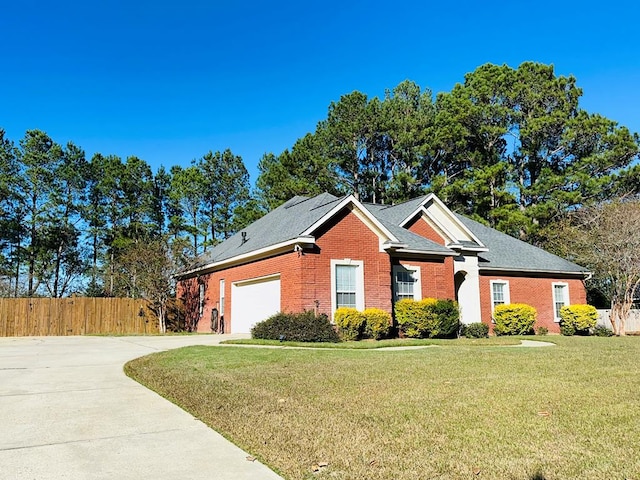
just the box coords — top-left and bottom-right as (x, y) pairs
(597, 309), (640, 334)
(0, 297), (159, 337)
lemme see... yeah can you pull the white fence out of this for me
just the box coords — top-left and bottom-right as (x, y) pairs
(597, 309), (640, 333)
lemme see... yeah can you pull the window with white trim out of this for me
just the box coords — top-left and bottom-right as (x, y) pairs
(490, 280), (510, 312)
(393, 265), (422, 301)
(198, 283), (205, 317)
(336, 265), (357, 308)
(219, 279), (225, 317)
(330, 259), (365, 315)
(553, 283), (569, 322)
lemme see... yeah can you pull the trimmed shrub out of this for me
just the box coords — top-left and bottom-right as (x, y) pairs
(395, 298), (460, 338)
(593, 324), (614, 337)
(251, 311), (340, 342)
(493, 303), (536, 335)
(560, 322), (576, 336)
(334, 307), (366, 341)
(431, 299), (460, 338)
(559, 304), (598, 336)
(363, 308), (391, 340)
(463, 322), (489, 338)
(536, 326), (549, 336)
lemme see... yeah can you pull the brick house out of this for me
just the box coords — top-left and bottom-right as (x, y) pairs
(176, 193), (588, 334)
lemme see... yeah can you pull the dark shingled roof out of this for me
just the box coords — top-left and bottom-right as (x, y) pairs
(181, 192), (586, 277)
(184, 193), (344, 271)
(455, 214), (587, 274)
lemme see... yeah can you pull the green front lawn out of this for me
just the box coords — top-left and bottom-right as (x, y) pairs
(125, 336), (640, 479)
(221, 336), (522, 348)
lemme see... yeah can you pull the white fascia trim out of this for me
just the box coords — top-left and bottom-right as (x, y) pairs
(479, 267), (590, 278)
(382, 242), (409, 250)
(301, 195), (399, 243)
(457, 245), (490, 253)
(399, 193), (486, 249)
(392, 248), (458, 257)
(176, 236), (316, 278)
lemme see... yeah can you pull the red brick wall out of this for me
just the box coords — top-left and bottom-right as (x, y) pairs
(311, 208), (393, 315)
(406, 215), (446, 245)
(179, 252), (307, 333)
(397, 258), (454, 300)
(479, 274), (587, 333)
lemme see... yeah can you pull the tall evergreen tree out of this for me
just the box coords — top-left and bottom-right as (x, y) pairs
(197, 149), (251, 245)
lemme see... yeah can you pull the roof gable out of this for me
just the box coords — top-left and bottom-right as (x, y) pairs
(302, 195), (400, 248)
(371, 194), (486, 251)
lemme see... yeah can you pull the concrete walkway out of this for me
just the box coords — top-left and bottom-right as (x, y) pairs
(0, 335), (283, 480)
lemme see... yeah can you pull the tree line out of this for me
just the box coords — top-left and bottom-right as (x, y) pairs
(0, 131), (253, 298)
(256, 62), (639, 244)
(2, 62), (639, 315)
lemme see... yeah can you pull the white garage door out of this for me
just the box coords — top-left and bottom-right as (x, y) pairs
(231, 274), (281, 333)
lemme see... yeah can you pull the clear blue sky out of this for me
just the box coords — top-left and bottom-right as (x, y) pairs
(2, 1), (639, 184)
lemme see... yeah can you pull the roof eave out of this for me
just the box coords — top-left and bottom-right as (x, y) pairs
(478, 266), (591, 277)
(392, 248), (458, 257)
(175, 236), (316, 279)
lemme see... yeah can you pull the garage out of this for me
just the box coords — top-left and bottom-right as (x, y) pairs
(230, 274), (281, 333)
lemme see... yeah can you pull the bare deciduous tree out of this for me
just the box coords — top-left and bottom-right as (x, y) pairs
(553, 198), (640, 335)
(114, 237), (189, 333)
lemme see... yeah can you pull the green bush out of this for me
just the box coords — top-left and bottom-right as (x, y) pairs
(431, 299), (460, 338)
(493, 303), (536, 335)
(251, 311), (340, 342)
(559, 304), (598, 336)
(395, 298), (460, 338)
(560, 322), (576, 336)
(536, 326), (549, 336)
(334, 307), (366, 341)
(462, 322), (489, 338)
(593, 324), (614, 337)
(363, 308), (391, 340)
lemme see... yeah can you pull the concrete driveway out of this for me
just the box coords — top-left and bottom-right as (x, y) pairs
(0, 335), (283, 480)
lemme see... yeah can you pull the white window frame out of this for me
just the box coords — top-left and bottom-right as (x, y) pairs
(198, 283), (205, 317)
(330, 259), (365, 318)
(393, 264), (422, 301)
(219, 279), (225, 317)
(490, 280), (510, 313)
(552, 282), (569, 322)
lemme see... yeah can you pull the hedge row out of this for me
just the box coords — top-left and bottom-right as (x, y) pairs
(250, 302), (601, 342)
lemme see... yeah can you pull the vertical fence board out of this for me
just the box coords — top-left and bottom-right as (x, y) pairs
(0, 298), (160, 336)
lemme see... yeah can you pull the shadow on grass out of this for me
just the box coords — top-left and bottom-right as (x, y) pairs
(529, 471), (547, 480)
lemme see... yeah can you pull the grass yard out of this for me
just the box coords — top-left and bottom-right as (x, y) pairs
(221, 336), (522, 348)
(125, 337), (640, 479)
